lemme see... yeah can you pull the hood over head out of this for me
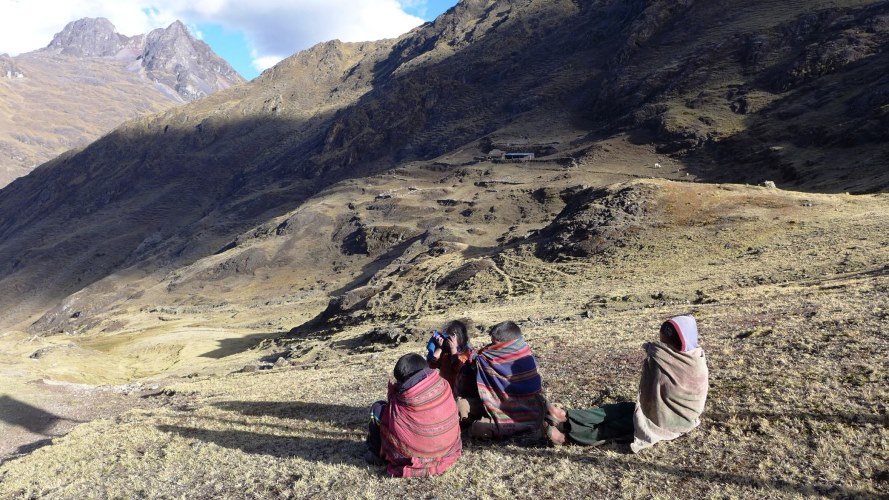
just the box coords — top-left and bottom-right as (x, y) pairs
(667, 316), (699, 352)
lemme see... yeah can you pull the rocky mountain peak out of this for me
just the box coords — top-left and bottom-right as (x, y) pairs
(36, 17), (245, 101)
(141, 21), (244, 100)
(45, 17), (125, 57)
(0, 16), (247, 187)
(142, 20), (199, 69)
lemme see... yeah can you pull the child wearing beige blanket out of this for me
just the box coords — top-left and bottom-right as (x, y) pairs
(546, 316), (709, 453)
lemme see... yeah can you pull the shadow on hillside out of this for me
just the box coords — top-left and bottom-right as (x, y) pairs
(199, 331), (283, 359)
(329, 235), (425, 297)
(179, 415), (357, 440)
(683, 48), (889, 194)
(11, 438), (54, 456)
(0, 438), (57, 466)
(212, 400), (365, 428)
(159, 400), (368, 463)
(510, 446), (875, 498)
(156, 425), (363, 463)
(0, 0), (613, 334)
(0, 395), (77, 434)
(565, 0), (889, 195)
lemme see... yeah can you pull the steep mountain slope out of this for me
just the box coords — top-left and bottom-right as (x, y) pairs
(580, 0), (889, 192)
(0, 18), (244, 187)
(2, 0), (889, 331)
(0, 0), (588, 327)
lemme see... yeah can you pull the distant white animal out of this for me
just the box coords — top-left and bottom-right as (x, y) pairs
(654, 163), (662, 169)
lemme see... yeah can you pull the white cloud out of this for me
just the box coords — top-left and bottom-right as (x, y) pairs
(251, 54), (282, 72)
(188, 24), (204, 40)
(0, 0), (424, 74)
(398, 0), (430, 18)
(0, 0), (158, 55)
(159, 0), (424, 72)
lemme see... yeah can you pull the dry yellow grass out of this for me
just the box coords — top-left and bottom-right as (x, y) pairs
(0, 163), (886, 497)
(1, 279), (886, 498)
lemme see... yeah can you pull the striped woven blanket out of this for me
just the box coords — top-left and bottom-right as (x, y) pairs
(380, 369), (462, 477)
(475, 337), (544, 436)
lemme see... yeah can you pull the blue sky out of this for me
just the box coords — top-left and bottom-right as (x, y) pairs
(402, 0), (458, 20)
(0, 0), (460, 81)
(194, 24), (255, 79)
(199, 0), (457, 79)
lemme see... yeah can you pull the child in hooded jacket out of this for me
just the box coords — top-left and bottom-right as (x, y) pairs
(545, 315), (709, 452)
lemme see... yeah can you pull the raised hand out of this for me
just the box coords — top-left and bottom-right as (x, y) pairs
(446, 335), (458, 355)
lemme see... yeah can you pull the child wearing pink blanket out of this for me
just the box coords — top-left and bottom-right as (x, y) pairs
(366, 353), (462, 476)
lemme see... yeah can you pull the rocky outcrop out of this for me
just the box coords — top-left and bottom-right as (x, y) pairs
(42, 18), (244, 100)
(44, 18), (126, 57)
(341, 224), (418, 256)
(536, 184), (656, 262)
(140, 21), (244, 100)
(435, 259), (496, 290)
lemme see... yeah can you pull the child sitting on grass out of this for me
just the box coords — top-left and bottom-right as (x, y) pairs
(366, 353), (462, 477)
(458, 320), (545, 439)
(545, 316), (709, 452)
(427, 320), (476, 397)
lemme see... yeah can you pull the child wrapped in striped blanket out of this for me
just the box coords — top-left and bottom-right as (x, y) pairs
(457, 321), (545, 439)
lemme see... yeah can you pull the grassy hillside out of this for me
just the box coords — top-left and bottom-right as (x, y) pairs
(0, 53), (177, 187)
(1, 176), (886, 497)
(2, 0), (889, 331)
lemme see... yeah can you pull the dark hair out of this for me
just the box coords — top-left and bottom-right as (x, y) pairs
(443, 320), (469, 346)
(489, 321), (522, 342)
(659, 321), (682, 351)
(394, 353), (428, 383)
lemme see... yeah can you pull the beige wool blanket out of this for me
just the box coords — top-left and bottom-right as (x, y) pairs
(631, 341), (709, 453)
